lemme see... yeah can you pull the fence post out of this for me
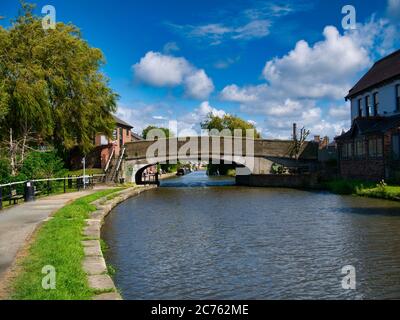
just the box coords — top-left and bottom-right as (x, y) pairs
(156, 172), (160, 187)
(0, 186), (3, 210)
(64, 177), (66, 193)
(68, 175), (72, 189)
(24, 181), (35, 203)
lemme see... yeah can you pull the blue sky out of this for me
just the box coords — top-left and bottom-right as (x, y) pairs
(1, 0), (399, 138)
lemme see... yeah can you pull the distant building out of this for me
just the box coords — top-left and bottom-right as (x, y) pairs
(70, 115), (143, 170)
(335, 50), (400, 181)
(94, 115), (143, 169)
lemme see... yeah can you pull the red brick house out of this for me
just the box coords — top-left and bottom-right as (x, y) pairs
(94, 115), (142, 169)
(335, 50), (400, 181)
(70, 115), (142, 170)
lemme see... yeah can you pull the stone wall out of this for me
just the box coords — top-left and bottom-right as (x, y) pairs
(236, 174), (320, 189)
(339, 159), (385, 181)
(124, 137), (318, 161)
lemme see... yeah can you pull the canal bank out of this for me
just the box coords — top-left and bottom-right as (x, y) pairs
(2, 186), (155, 300)
(102, 171), (400, 300)
(236, 174), (400, 202)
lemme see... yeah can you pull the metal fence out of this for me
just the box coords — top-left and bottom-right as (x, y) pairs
(0, 174), (105, 210)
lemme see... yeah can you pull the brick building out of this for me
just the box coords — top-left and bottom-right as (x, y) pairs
(335, 50), (400, 181)
(70, 115), (143, 170)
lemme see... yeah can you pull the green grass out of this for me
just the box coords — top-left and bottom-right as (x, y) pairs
(325, 179), (375, 195)
(11, 188), (123, 300)
(356, 184), (400, 201)
(325, 179), (400, 201)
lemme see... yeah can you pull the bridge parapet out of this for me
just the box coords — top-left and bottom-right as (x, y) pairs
(124, 137), (318, 161)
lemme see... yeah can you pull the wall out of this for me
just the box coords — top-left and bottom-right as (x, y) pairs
(339, 159), (385, 181)
(236, 174), (320, 189)
(124, 138), (319, 161)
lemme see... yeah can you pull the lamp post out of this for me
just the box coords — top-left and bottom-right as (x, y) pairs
(82, 156), (86, 190)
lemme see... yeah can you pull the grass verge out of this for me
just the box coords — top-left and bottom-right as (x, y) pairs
(325, 179), (400, 201)
(10, 188), (122, 300)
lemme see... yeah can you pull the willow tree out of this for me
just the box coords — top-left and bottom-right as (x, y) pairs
(0, 3), (118, 168)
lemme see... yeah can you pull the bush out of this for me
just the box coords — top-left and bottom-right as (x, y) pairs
(0, 158), (10, 184)
(19, 151), (67, 180)
(325, 179), (375, 195)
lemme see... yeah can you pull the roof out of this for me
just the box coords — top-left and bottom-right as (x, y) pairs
(112, 115), (133, 129)
(131, 132), (144, 140)
(346, 49), (400, 100)
(335, 114), (400, 140)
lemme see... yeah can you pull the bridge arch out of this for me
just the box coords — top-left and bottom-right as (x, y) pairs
(130, 154), (253, 185)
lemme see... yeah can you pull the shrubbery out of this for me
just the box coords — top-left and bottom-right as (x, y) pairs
(19, 151), (67, 180)
(0, 151), (67, 184)
(0, 158), (10, 184)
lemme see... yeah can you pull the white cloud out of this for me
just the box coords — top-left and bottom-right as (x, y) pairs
(220, 84), (264, 103)
(197, 101), (226, 118)
(178, 101), (227, 135)
(219, 22), (391, 139)
(232, 20), (271, 40)
(163, 41), (180, 54)
(171, 20), (271, 45)
(328, 105), (349, 120)
(388, 0), (400, 18)
(168, 1), (312, 45)
(184, 70), (215, 100)
(133, 51), (190, 87)
(116, 103), (172, 135)
(214, 57), (240, 69)
(133, 51), (214, 99)
(262, 26), (371, 100)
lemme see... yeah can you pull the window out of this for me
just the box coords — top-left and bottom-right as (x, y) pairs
(396, 85), (400, 112)
(357, 99), (362, 117)
(341, 144), (347, 159)
(341, 142), (353, 160)
(365, 96), (372, 117)
(112, 129), (117, 141)
(368, 138), (383, 158)
(355, 139), (365, 158)
(100, 135), (108, 146)
(373, 92), (379, 116)
(392, 134), (400, 160)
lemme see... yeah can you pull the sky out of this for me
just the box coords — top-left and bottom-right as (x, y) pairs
(1, 0), (400, 139)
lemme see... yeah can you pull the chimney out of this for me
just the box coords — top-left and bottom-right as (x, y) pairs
(292, 123), (297, 141)
(314, 135), (321, 143)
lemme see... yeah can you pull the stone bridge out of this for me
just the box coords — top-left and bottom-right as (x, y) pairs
(121, 137), (318, 184)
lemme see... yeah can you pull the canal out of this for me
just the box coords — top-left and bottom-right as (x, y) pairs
(102, 171), (400, 299)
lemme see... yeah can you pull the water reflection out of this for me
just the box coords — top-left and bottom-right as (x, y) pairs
(102, 171), (400, 300)
(160, 171), (235, 188)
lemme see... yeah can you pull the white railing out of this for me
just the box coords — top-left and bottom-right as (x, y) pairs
(115, 147), (126, 174)
(104, 147), (115, 173)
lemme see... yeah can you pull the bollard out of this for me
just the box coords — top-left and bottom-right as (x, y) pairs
(24, 181), (35, 202)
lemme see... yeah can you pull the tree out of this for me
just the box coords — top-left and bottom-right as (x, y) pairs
(0, 3), (118, 165)
(201, 113), (260, 176)
(289, 126), (310, 161)
(201, 114), (261, 138)
(142, 126), (173, 140)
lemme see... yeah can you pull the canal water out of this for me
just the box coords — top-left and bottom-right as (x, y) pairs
(102, 171), (400, 300)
